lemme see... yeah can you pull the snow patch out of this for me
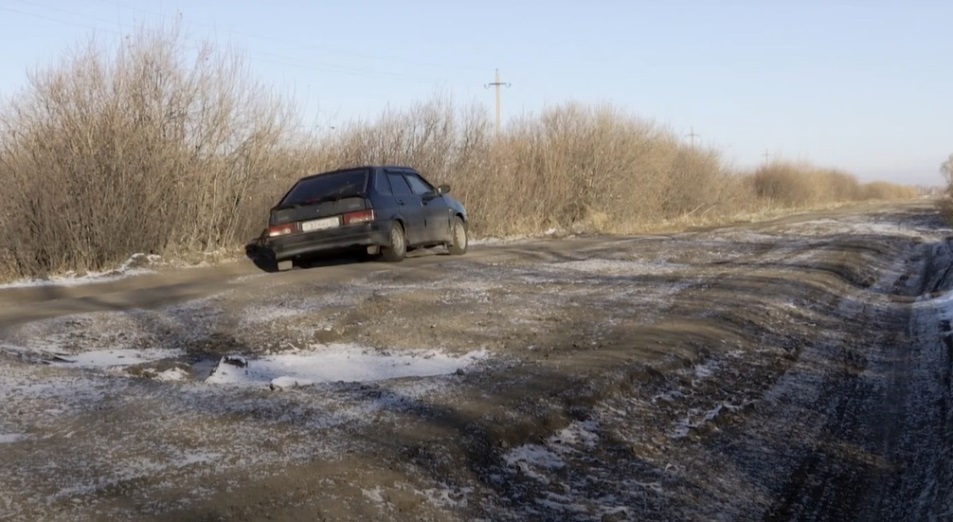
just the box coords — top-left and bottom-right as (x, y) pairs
(471, 228), (572, 246)
(154, 368), (189, 382)
(536, 492), (589, 513)
(174, 451), (221, 468)
(787, 218), (946, 240)
(469, 236), (530, 246)
(504, 445), (565, 483)
(0, 253), (159, 288)
(0, 433), (29, 444)
(547, 259), (684, 276)
(421, 484), (474, 508)
(362, 487), (385, 503)
(551, 420), (600, 450)
(502, 419), (602, 487)
(671, 401), (744, 439)
(694, 361), (716, 379)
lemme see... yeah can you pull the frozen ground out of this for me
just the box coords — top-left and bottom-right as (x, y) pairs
(1, 202), (953, 521)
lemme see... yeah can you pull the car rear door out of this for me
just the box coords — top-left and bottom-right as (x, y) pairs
(385, 170), (425, 246)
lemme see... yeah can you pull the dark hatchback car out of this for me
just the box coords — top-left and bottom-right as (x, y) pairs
(253, 165), (468, 271)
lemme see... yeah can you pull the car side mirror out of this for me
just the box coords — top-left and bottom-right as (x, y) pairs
(437, 184), (451, 195)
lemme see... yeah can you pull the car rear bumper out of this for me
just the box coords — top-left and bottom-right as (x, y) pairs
(261, 222), (389, 260)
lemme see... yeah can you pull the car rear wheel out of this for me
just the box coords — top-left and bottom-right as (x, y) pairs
(448, 216), (468, 256)
(381, 222), (406, 262)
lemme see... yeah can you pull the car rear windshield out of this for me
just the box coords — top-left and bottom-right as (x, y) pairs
(279, 169), (368, 207)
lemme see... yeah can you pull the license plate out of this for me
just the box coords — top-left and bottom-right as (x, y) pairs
(301, 217), (340, 232)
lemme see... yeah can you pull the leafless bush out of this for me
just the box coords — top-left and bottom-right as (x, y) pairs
(824, 170), (864, 201)
(0, 23), (298, 278)
(748, 161), (820, 208)
(861, 181), (919, 201)
(487, 104), (747, 234)
(746, 159), (922, 212)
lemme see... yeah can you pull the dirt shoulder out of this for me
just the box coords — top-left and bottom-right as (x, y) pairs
(1, 202), (952, 521)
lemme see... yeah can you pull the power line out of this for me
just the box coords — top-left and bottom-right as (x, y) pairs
(11, 0), (121, 28)
(96, 0), (488, 74)
(3, 2), (498, 120)
(97, 0), (481, 85)
(4, 2), (460, 86)
(484, 69), (511, 136)
(239, 48), (448, 84)
(0, 5), (120, 37)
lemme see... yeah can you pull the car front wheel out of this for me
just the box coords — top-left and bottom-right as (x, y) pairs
(448, 216), (468, 256)
(382, 222), (406, 262)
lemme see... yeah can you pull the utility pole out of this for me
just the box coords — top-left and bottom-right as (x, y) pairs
(762, 150), (771, 163)
(687, 127), (699, 148)
(485, 68), (511, 136)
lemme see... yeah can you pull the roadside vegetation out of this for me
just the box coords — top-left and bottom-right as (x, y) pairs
(941, 154), (953, 220)
(0, 25), (919, 282)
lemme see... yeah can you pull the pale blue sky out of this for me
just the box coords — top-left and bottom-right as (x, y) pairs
(1, 0), (950, 185)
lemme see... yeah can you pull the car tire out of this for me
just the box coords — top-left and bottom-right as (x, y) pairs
(448, 216), (468, 256)
(382, 222), (406, 262)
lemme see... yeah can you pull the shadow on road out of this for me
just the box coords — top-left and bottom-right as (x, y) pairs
(245, 237), (452, 274)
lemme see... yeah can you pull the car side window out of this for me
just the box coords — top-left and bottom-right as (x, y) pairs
(375, 171), (392, 195)
(405, 173), (435, 195)
(387, 172), (415, 197)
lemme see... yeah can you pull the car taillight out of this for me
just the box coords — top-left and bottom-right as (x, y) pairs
(343, 209), (375, 225)
(267, 223), (297, 237)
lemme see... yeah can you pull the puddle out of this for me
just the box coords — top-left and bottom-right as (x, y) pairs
(204, 345), (488, 388)
(37, 342), (488, 388)
(50, 348), (186, 368)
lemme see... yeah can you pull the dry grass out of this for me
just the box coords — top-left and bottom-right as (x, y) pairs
(862, 181), (919, 201)
(0, 24), (921, 282)
(746, 160), (917, 210)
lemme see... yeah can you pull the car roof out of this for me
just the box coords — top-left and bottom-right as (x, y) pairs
(296, 165), (415, 182)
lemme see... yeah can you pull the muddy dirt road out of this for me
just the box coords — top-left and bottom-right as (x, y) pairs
(2, 202), (953, 521)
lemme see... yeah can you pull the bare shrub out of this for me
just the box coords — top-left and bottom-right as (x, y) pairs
(748, 161), (819, 208)
(433, 102), (751, 236)
(745, 159), (923, 212)
(862, 181), (919, 201)
(0, 23), (298, 278)
(825, 170), (863, 201)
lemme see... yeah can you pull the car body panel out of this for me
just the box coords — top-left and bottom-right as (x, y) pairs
(270, 197), (366, 225)
(265, 221), (389, 259)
